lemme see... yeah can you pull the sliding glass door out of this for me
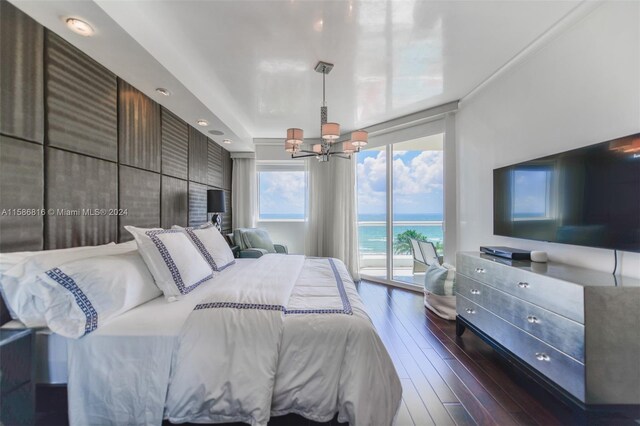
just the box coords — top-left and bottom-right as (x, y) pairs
(357, 133), (444, 288)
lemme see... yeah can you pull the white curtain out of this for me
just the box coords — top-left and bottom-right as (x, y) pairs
(231, 157), (256, 229)
(305, 157), (360, 280)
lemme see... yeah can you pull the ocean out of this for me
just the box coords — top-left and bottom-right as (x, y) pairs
(358, 214), (444, 254)
(258, 213), (444, 255)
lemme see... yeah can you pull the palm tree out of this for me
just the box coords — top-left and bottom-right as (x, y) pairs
(394, 230), (427, 255)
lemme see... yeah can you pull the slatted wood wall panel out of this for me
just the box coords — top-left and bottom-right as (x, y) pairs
(0, 1), (44, 144)
(222, 190), (232, 233)
(0, 2), (233, 252)
(161, 108), (188, 180)
(118, 79), (161, 172)
(188, 182), (208, 226)
(118, 166), (161, 242)
(223, 149), (232, 190)
(188, 127), (208, 184)
(207, 140), (223, 188)
(161, 176), (188, 229)
(0, 136), (43, 251)
(46, 32), (117, 160)
(46, 148), (118, 249)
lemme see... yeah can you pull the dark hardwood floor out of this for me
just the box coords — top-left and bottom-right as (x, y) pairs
(35, 280), (639, 426)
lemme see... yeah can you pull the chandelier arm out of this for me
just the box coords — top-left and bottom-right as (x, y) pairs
(291, 152), (321, 159)
(328, 153), (352, 160)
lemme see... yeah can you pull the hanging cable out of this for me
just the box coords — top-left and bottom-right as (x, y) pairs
(612, 249), (618, 275)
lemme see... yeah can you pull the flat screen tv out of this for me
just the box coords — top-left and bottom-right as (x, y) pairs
(493, 133), (640, 253)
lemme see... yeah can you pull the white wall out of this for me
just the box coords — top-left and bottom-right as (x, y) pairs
(456, 2), (640, 278)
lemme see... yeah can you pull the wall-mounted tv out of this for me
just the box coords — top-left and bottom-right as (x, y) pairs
(493, 133), (640, 253)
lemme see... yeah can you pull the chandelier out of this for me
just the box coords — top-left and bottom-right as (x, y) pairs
(284, 61), (368, 162)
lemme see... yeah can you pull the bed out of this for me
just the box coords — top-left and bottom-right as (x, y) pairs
(2, 253), (402, 426)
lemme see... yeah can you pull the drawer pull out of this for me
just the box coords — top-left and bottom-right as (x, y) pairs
(527, 315), (540, 324)
(470, 289), (481, 295)
(465, 308), (476, 314)
(475, 268), (486, 273)
(535, 352), (550, 362)
(517, 282), (530, 289)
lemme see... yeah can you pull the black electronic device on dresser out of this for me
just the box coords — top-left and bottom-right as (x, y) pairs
(455, 252), (640, 408)
(0, 329), (36, 425)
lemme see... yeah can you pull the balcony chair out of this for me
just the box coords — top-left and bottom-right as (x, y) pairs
(230, 228), (288, 258)
(410, 238), (442, 274)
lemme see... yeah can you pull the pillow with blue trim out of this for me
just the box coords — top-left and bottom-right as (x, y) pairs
(172, 224), (235, 272)
(29, 251), (162, 338)
(125, 226), (214, 301)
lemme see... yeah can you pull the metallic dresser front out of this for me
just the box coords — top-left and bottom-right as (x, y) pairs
(456, 252), (640, 406)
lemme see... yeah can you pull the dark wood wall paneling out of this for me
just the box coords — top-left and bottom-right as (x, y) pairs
(0, 1), (44, 251)
(0, 2), (233, 252)
(46, 149), (118, 249)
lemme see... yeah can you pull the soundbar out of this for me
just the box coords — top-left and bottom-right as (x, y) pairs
(480, 246), (531, 260)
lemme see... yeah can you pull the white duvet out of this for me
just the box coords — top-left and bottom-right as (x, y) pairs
(67, 255), (401, 426)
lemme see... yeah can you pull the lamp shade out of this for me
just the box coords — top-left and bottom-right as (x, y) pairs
(284, 141), (296, 153)
(286, 128), (304, 145)
(351, 130), (368, 147)
(207, 189), (226, 213)
(321, 122), (340, 141)
(312, 144), (323, 154)
(343, 141), (356, 153)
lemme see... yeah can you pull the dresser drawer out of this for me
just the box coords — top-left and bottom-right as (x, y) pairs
(458, 296), (585, 402)
(457, 253), (584, 323)
(457, 274), (585, 362)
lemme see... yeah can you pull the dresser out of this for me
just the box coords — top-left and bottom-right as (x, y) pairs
(456, 252), (640, 406)
(0, 329), (36, 425)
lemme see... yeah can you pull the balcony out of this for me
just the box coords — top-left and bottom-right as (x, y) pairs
(358, 220), (443, 288)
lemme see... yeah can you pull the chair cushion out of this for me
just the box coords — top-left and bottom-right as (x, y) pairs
(239, 229), (276, 253)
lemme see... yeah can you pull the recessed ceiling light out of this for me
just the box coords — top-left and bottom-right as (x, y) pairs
(66, 18), (94, 37)
(208, 130), (224, 136)
(155, 88), (171, 96)
(223, 139), (232, 144)
(196, 119), (208, 126)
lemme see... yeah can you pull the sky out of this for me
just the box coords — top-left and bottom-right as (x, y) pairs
(258, 148), (444, 219)
(259, 171), (306, 218)
(357, 149), (443, 218)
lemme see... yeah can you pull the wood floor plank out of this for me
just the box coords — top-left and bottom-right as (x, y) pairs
(361, 288), (456, 426)
(421, 348), (498, 426)
(443, 404), (477, 426)
(393, 399), (415, 426)
(399, 379), (435, 426)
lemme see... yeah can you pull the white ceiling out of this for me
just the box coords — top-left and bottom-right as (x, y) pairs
(11, 0), (581, 151)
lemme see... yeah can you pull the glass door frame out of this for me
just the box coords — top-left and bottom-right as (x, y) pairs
(359, 115), (454, 291)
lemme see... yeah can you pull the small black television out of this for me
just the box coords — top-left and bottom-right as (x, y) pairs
(493, 133), (640, 253)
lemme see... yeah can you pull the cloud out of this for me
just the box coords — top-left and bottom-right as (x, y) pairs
(357, 149), (443, 215)
(259, 171), (306, 214)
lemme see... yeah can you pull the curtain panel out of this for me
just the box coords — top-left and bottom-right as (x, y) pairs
(232, 157), (257, 229)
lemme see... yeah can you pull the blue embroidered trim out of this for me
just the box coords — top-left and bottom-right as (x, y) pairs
(184, 228), (219, 271)
(195, 302), (285, 312)
(184, 226), (236, 272)
(194, 258), (352, 315)
(45, 268), (98, 335)
(145, 229), (213, 295)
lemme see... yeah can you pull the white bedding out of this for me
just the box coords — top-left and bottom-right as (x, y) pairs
(64, 256), (401, 425)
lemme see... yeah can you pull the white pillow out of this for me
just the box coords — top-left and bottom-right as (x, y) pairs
(0, 241), (137, 326)
(29, 251), (161, 338)
(125, 226), (213, 301)
(173, 224), (235, 272)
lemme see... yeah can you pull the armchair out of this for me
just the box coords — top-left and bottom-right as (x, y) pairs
(231, 228), (288, 258)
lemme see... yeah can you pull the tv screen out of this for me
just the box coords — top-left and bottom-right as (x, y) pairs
(493, 133), (640, 253)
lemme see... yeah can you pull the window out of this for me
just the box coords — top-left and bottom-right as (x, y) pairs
(258, 168), (306, 220)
